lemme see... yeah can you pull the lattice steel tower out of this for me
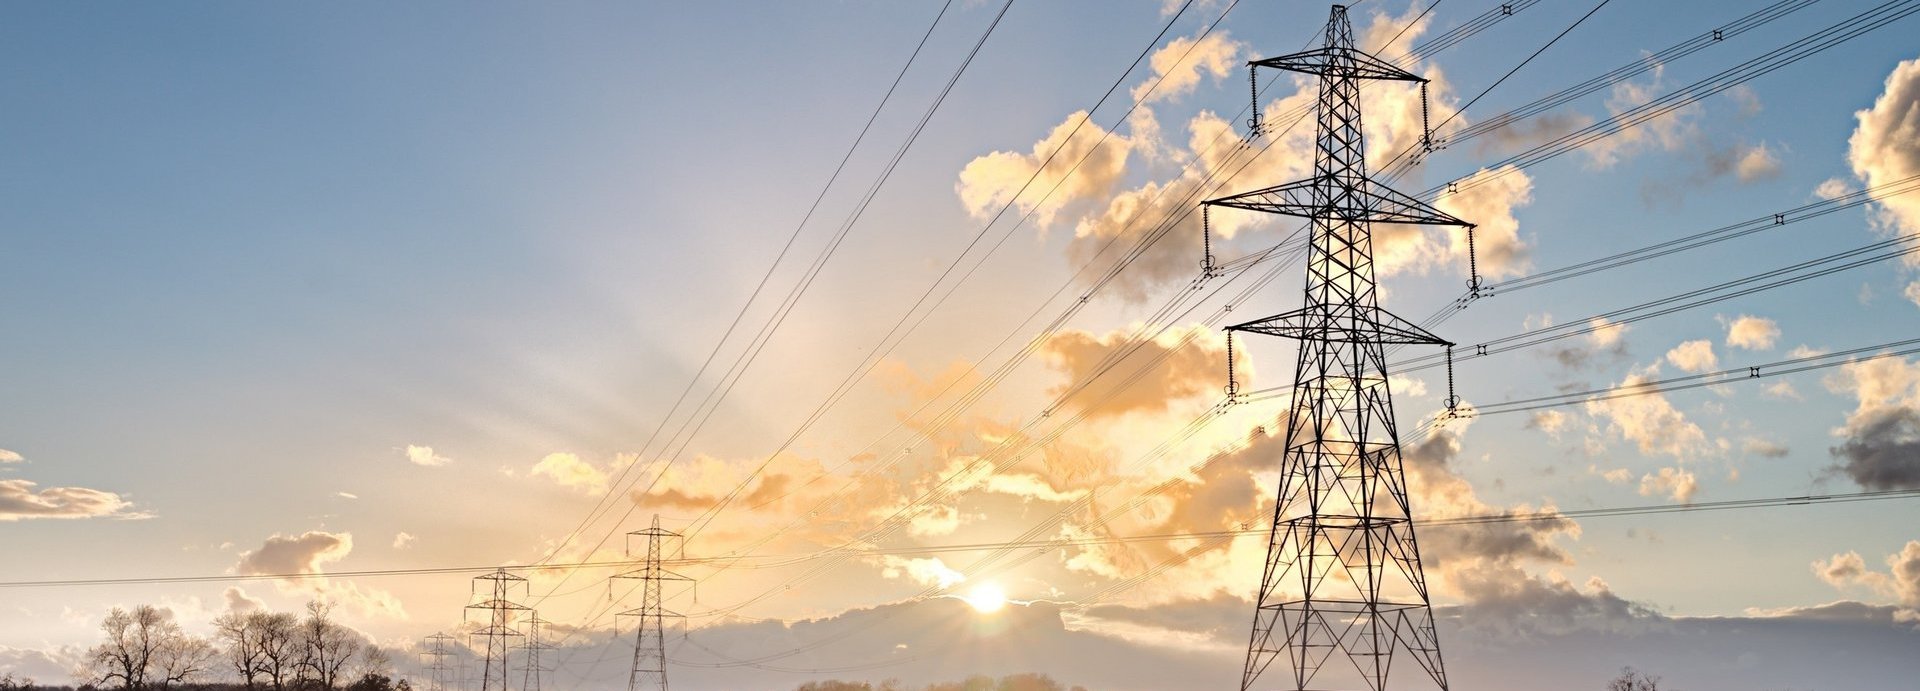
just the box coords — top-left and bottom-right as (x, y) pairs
(614, 515), (690, 691)
(519, 614), (554, 691)
(465, 569), (531, 691)
(421, 632), (457, 691)
(1205, 5), (1471, 690)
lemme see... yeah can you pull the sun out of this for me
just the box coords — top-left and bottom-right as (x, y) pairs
(964, 583), (1007, 613)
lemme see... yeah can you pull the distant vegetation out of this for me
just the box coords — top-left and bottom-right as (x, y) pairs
(4, 601), (403, 691)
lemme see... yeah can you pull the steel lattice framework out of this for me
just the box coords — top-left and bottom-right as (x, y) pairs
(1208, 5), (1472, 690)
(615, 515), (691, 691)
(420, 632), (458, 691)
(465, 569), (531, 691)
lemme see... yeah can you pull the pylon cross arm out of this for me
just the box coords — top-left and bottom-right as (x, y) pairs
(1227, 304), (1450, 346)
(1205, 174), (1474, 228)
(1252, 46), (1424, 82)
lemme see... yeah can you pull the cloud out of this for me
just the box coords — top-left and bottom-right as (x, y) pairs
(1638, 467), (1699, 502)
(1038, 324), (1242, 420)
(1540, 316), (1631, 371)
(403, 444), (451, 467)
(0, 449), (21, 463)
(392, 532), (415, 550)
(1734, 142), (1783, 182)
(1724, 315), (1780, 350)
(334, 491), (358, 500)
(1824, 355), (1920, 489)
(532, 452), (609, 495)
(1816, 177), (1854, 200)
(1584, 366), (1707, 458)
(1131, 32), (1241, 105)
(1848, 57), (1920, 249)
(235, 531), (353, 577)
(222, 586), (267, 615)
(0, 478), (141, 522)
(956, 112), (1133, 229)
(1814, 541), (1920, 623)
(1664, 339), (1717, 373)
(1432, 165), (1535, 280)
(233, 531), (404, 618)
(1741, 437), (1789, 458)
(1585, 63), (1699, 169)
(878, 556), (966, 589)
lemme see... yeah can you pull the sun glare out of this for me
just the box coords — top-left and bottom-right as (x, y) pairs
(965, 583), (1008, 613)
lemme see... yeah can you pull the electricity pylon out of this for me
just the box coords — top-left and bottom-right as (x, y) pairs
(519, 614), (554, 691)
(465, 569), (532, 691)
(614, 515), (691, 691)
(1205, 5), (1472, 690)
(422, 632), (457, 691)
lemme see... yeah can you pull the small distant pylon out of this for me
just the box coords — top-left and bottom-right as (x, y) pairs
(614, 515), (691, 691)
(465, 569), (532, 691)
(518, 614), (555, 691)
(421, 632), (457, 691)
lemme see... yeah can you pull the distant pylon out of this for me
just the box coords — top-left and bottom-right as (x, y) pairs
(518, 614), (554, 691)
(613, 515), (691, 691)
(1205, 5), (1471, 691)
(421, 632), (457, 691)
(465, 569), (532, 691)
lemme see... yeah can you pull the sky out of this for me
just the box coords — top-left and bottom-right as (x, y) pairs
(4, 0), (1920, 689)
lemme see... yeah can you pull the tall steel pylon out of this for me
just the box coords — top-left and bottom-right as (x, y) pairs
(519, 614), (554, 691)
(614, 515), (691, 691)
(1205, 5), (1472, 690)
(465, 569), (531, 691)
(421, 632), (457, 691)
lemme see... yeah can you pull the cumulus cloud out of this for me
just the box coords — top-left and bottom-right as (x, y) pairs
(1849, 57), (1920, 247)
(956, 112), (1133, 229)
(1039, 323), (1243, 420)
(1638, 467), (1699, 502)
(1131, 32), (1241, 105)
(233, 531), (403, 618)
(1824, 355), (1920, 489)
(1814, 541), (1920, 623)
(1724, 314), (1781, 350)
(1665, 339), (1717, 373)
(403, 444), (451, 467)
(0, 448), (21, 463)
(223, 586), (267, 615)
(235, 531), (353, 577)
(392, 532), (415, 550)
(532, 452), (609, 495)
(1815, 176), (1854, 200)
(1431, 166), (1535, 279)
(1584, 366), (1707, 459)
(0, 478), (141, 522)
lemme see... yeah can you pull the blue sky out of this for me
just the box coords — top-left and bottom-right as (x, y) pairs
(5, 1), (1920, 689)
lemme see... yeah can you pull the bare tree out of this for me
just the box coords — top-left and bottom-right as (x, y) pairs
(214, 613), (265, 689)
(295, 601), (362, 690)
(254, 612), (302, 691)
(1608, 667), (1663, 691)
(150, 635), (216, 689)
(83, 606), (215, 689)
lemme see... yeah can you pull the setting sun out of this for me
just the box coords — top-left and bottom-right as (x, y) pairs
(964, 583), (1007, 613)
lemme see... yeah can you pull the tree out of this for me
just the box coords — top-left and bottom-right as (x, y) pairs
(294, 602), (361, 690)
(83, 606), (215, 690)
(1608, 667), (1663, 691)
(253, 613), (302, 691)
(214, 613), (265, 689)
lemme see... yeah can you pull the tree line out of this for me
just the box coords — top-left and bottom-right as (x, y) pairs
(0, 601), (408, 691)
